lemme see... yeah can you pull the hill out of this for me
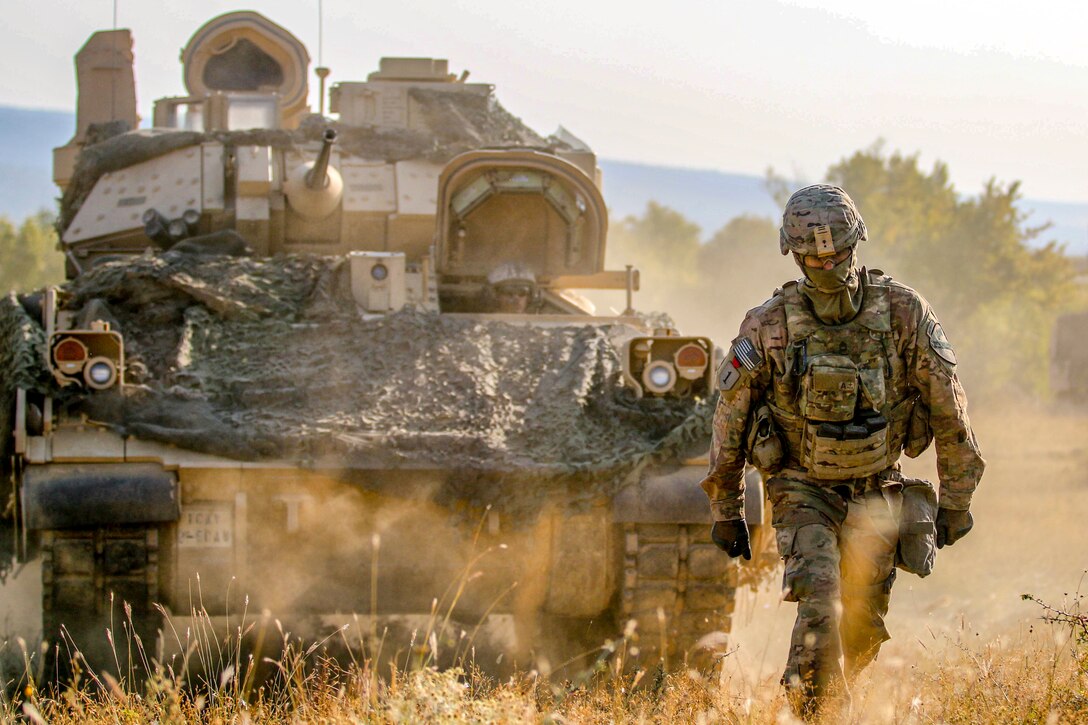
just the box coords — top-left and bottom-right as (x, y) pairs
(1, 105), (1085, 254)
(0, 106), (71, 220)
(598, 159), (781, 233)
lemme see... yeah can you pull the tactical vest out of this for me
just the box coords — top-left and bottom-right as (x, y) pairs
(765, 272), (914, 480)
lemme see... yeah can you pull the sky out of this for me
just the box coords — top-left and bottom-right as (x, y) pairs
(3, 0), (1087, 203)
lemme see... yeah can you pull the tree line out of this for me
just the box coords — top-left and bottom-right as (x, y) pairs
(606, 143), (1084, 399)
(0, 211), (63, 294)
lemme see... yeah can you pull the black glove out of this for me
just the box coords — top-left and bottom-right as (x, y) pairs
(935, 507), (974, 548)
(712, 519), (752, 560)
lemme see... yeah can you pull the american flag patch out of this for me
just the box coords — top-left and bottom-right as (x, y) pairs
(733, 338), (762, 371)
(718, 338), (762, 391)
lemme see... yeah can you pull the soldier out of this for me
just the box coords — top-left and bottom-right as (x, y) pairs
(483, 262), (539, 313)
(700, 184), (984, 717)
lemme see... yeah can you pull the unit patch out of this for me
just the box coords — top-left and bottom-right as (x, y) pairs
(718, 338), (762, 391)
(719, 360), (742, 391)
(928, 319), (957, 366)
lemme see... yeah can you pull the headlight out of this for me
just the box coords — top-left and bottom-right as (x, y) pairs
(624, 335), (714, 399)
(52, 337), (89, 375)
(49, 324), (124, 390)
(674, 342), (709, 380)
(642, 360), (677, 394)
(83, 357), (118, 390)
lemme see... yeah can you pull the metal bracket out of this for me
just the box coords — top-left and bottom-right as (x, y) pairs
(14, 389), (26, 455)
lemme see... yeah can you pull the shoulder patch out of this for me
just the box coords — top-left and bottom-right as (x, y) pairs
(927, 318), (957, 366)
(718, 338), (763, 391)
(718, 359), (742, 391)
(733, 337), (762, 371)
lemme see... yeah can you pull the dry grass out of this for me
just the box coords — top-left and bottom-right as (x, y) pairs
(2, 403), (1086, 723)
(1, 595), (1087, 724)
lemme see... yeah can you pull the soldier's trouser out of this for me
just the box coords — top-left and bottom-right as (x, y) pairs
(768, 477), (900, 714)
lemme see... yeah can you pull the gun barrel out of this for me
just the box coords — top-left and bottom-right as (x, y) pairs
(305, 128), (338, 190)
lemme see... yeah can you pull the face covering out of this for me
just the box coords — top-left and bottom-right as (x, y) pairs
(798, 248), (864, 324)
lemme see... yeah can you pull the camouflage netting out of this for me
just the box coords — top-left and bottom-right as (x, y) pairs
(59, 88), (551, 234)
(0, 292), (54, 474)
(1, 253), (715, 519)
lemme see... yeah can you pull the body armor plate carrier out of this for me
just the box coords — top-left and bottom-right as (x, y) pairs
(769, 273), (914, 481)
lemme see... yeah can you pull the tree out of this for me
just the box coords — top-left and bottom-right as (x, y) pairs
(826, 145), (1077, 396)
(696, 215), (783, 316)
(0, 211), (65, 293)
(603, 204), (783, 341)
(610, 145), (1078, 398)
(604, 202), (704, 321)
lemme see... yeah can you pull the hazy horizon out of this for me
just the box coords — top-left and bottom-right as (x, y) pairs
(4, 0), (1088, 206)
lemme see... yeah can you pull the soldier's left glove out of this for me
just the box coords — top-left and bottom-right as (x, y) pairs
(935, 507), (974, 548)
(711, 519), (752, 560)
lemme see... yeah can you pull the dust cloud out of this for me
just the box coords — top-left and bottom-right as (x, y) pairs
(3, 243), (1085, 695)
(718, 402), (1088, 693)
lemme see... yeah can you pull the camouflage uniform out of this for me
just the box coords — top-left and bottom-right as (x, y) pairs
(701, 185), (984, 714)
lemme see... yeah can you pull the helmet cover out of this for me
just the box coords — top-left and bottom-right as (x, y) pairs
(779, 184), (867, 256)
(487, 262), (537, 288)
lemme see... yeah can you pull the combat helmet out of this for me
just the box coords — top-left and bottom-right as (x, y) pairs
(779, 184), (867, 257)
(487, 262), (537, 291)
(483, 261), (538, 312)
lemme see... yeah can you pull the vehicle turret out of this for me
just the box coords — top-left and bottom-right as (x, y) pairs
(52, 10), (623, 304)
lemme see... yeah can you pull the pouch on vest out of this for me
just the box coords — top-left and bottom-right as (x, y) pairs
(904, 398), (933, 458)
(800, 354), (858, 422)
(802, 419), (889, 480)
(746, 403), (784, 473)
(858, 364), (887, 411)
(895, 477), (938, 577)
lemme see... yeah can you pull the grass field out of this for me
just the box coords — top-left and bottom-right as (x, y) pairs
(2, 403), (1087, 723)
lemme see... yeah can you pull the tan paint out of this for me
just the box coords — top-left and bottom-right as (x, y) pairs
(180, 12), (311, 128)
(52, 30), (138, 191)
(331, 74), (491, 131)
(549, 270), (641, 291)
(435, 150), (608, 280)
(236, 145), (274, 196)
(341, 160), (398, 213)
(283, 158), (344, 220)
(544, 506), (615, 616)
(394, 160), (442, 215)
(200, 143), (225, 211)
(63, 147), (204, 244)
(51, 427), (125, 461)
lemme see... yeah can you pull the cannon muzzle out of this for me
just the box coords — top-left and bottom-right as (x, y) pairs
(305, 128), (338, 191)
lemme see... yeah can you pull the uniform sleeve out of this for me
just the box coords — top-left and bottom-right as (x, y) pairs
(700, 314), (769, 521)
(905, 300), (985, 510)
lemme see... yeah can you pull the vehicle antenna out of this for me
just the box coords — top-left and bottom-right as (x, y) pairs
(315, 0), (330, 116)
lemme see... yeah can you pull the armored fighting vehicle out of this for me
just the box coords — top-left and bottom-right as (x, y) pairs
(1, 11), (764, 676)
